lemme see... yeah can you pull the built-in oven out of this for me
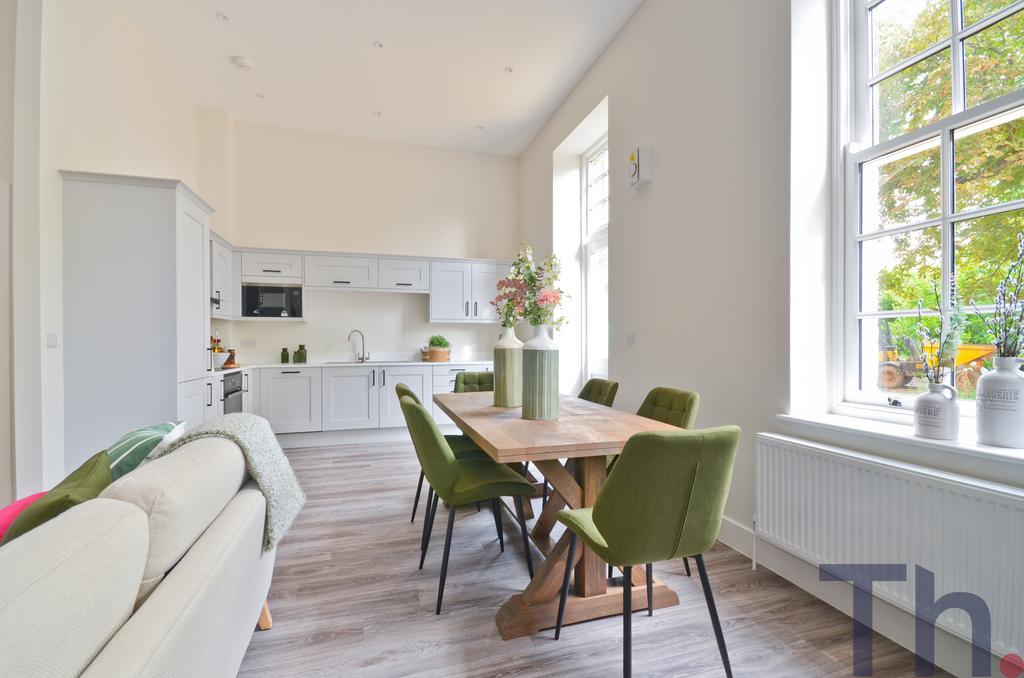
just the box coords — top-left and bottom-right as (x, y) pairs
(242, 285), (302, 318)
(222, 371), (243, 415)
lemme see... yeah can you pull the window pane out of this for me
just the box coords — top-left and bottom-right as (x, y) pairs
(955, 314), (997, 399)
(861, 227), (942, 313)
(954, 107), (1024, 213)
(862, 138), (941, 232)
(586, 244), (609, 378)
(955, 207), (1024, 304)
(964, 9), (1024, 108)
(874, 49), (952, 142)
(587, 146), (608, 179)
(871, 0), (950, 74)
(964, 0), (1018, 27)
(860, 314), (939, 395)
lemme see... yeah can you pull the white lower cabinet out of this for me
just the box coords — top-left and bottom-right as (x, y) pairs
(242, 369), (259, 414)
(177, 376), (220, 430)
(259, 367), (322, 433)
(431, 363), (492, 426)
(322, 366), (379, 431)
(378, 365), (431, 428)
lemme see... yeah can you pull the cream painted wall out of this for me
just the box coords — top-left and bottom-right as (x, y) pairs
(518, 0), (791, 530)
(0, 0), (15, 503)
(0, 0), (14, 185)
(228, 121), (519, 259)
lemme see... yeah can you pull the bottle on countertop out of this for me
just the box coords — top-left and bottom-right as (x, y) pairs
(294, 344), (307, 363)
(281, 347), (290, 364)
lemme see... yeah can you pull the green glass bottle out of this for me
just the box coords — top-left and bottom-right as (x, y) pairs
(295, 344), (307, 363)
(280, 347), (290, 364)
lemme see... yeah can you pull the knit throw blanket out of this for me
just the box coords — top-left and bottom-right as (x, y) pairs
(160, 413), (305, 551)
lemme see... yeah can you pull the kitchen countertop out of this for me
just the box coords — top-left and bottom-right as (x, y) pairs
(211, 359), (493, 376)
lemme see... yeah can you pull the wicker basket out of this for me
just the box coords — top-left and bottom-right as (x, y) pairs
(426, 346), (451, 362)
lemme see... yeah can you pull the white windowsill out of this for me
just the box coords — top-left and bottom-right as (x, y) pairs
(777, 410), (1024, 468)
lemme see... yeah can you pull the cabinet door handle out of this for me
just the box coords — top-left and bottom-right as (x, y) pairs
(214, 291), (221, 309)
(473, 301), (478, 316)
(243, 372), (249, 393)
(382, 370), (386, 387)
(396, 282), (412, 287)
(333, 280), (351, 285)
(449, 368), (466, 373)
(465, 301), (469, 317)
(207, 347), (213, 372)
(281, 370), (300, 374)
(262, 268), (282, 273)
(371, 369), (375, 387)
(207, 382), (213, 407)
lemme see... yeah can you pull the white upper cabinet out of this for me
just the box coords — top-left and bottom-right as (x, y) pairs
(322, 366), (379, 430)
(379, 258), (429, 291)
(176, 195), (212, 382)
(429, 261), (509, 323)
(210, 239), (233, 320)
(259, 367), (322, 433)
(429, 261), (473, 321)
(241, 251), (303, 282)
(305, 254), (378, 289)
(470, 262), (505, 321)
(378, 365), (431, 428)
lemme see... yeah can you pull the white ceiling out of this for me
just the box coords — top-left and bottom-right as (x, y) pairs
(118, 0), (642, 156)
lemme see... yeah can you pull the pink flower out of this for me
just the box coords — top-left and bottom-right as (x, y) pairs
(536, 288), (561, 307)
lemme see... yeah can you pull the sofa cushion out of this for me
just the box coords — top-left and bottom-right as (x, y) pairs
(100, 436), (247, 604)
(106, 421), (185, 480)
(0, 498), (148, 678)
(2, 452), (112, 544)
(0, 492), (46, 540)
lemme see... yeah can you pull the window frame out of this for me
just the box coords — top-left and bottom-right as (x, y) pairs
(582, 136), (610, 380)
(841, 0), (1024, 413)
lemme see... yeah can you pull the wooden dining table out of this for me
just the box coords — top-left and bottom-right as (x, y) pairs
(433, 391), (683, 640)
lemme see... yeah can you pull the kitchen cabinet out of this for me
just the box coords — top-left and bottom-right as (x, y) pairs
(176, 197), (213, 382)
(431, 363), (492, 425)
(379, 258), (429, 291)
(241, 251), (303, 282)
(177, 376), (220, 430)
(322, 365), (378, 430)
(242, 368), (258, 414)
(210, 239), (234, 320)
(378, 365), (431, 428)
(305, 254), (379, 289)
(259, 367), (322, 433)
(429, 261), (510, 323)
(206, 376), (224, 423)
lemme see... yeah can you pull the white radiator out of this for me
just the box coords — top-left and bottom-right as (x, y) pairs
(755, 433), (1024, 657)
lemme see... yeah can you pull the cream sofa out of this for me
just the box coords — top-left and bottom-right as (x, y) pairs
(0, 437), (276, 678)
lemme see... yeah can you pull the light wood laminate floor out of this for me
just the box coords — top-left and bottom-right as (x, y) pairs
(239, 442), (935, 677)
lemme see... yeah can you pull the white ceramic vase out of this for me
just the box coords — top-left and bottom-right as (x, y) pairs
(914, 383), (959, 441)
(493, 326), (523, 408)
(976, 356), (1024, 448)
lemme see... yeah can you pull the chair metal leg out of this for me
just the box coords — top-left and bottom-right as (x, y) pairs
(411, 471), (425, 523)
(435, 504), (457, 614)
(683, 556), (692, 577)
(492, 498), (504, 552)
(420, 486), (434, 551)
(623, 564), (633, 678)
(695, 554), (733, 678)
(419, 492), (439, 570)
(554, 533), (577, 639)
(513, 495), (534, 579)
(646, 563), (654, 616)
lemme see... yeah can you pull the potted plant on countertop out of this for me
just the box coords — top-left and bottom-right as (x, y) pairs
(912, 282), (964, 441)
(491, 267), (526, 407)
(426, 335), (451, 363)
(974, 233), (1024, 448)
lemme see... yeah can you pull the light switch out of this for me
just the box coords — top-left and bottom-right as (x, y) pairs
(45, 332), (59, 348)
(625, 333), (636, 347)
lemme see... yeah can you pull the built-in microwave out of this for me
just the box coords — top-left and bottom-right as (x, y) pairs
(242, 285), (302, 318)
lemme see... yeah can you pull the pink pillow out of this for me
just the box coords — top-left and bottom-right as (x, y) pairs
(0, 493), (46, 540)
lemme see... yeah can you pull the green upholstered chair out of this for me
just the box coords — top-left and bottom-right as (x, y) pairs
(454, 371), (494, 393)
(395, 383), (488, 522)
(400, 395), (536, 614)
(637, 386), (699, 428)
(578, 378), (619, 407)
(554, 426), (740, 678)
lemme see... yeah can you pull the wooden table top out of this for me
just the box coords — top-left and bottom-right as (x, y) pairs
(432, 391), (679, 463)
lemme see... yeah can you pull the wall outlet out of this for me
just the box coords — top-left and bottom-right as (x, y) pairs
(45, 332), (59, 348)
(625, 333), (636, 347)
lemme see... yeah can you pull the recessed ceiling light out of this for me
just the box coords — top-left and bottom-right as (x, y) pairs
(230, 56), (254, 71)
(254, 92), (265, 99)
(373, 110), (382, 117)
(504, 66), (514, 74)
(372, 41), (384, 49)
(215, 11), (230, 21)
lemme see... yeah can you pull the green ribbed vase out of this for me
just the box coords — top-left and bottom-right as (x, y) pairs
(522, 324), (559, 420)
(494, 327), (523, 408)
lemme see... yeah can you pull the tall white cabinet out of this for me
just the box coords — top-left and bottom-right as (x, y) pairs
(62, 172), (215, 468)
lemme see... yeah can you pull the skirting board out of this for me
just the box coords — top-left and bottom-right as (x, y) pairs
(277, 424), (463, 450)
(717, 517), (999, 678)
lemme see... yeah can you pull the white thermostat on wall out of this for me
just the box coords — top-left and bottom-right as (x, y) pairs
(627, 146), (651, 189)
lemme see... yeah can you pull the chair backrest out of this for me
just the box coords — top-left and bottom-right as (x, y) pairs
(399, 395), (459, 500)
(578, 378), (619, 407)
(636, 387), (699, 429)
(394, 382), (420, 406)
(454, 371), (494, 393)
(592, 426), (740, 564)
